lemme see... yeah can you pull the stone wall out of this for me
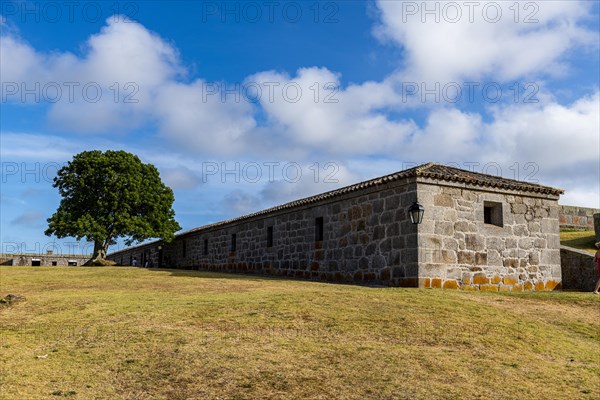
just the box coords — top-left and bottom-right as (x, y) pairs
(109, 177), (563, 291)
(109, 178), (420, 286)
(560, 246), (598, 292)
(0, 254), (91, 266)
(417, 180), (561, 291)
(559, 205), (600, 231)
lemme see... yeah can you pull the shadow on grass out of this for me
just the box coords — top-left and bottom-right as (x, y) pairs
(143, 267), (291, 282)
(136, 267), (387, 289)
(560, 230), (597, 254)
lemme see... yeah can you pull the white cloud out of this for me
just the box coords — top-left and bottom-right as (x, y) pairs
(152, 81), (256, 156)
(82, 17), (183, 88)
(559, 188), (600, 209)
(374, 0), (596, 82)
(2, 17), (184, 133)
(0, 35), (44, 84)
(48, 18), (184, 133)
(393, 92), (600, 203)
(249, 67), (416, 155)
(161, 166), (202, 190)
(405, 108), (483, 160)
(2, 17), (260, 149)
(484, 91), (600, 169)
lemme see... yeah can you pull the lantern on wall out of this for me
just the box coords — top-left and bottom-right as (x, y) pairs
(408, 201), (425, 224)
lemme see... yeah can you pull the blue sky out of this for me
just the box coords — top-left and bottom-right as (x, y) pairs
(1, 0), (599, 255)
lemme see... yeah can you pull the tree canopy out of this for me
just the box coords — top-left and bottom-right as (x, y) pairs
(45, 150), (181, 261)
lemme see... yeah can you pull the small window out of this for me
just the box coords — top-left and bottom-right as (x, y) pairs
(51, 261), (57, 266)
(267, 226), (273, 247)
(31, 259), (41, 266)
(484, 201), (503, 227)
(68, 261), (77, 266)
(182, 240), (187, 258)
(203, 238), (209, 255)
(231, 234), (237, 252)
(315, 217), (324, 242)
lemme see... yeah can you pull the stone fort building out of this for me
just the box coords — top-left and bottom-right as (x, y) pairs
(108, 163), (564, 291)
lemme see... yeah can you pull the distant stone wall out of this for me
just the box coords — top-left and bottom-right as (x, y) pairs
(560, 246), (598, 292)
(559, 205), (600, 231)
(0, 254), (90, 266)
(417, 181), (561, 291)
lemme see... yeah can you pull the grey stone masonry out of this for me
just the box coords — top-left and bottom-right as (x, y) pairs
(108, 162), (565, 291)
(417, 179), (561, 291)
(110, 176), (420, 286)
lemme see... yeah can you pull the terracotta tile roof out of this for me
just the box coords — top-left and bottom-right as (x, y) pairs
(417, 163), (564, 195)
(179, 162), (563, 236)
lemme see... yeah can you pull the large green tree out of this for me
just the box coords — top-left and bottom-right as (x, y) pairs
(45, 150), (181, 262)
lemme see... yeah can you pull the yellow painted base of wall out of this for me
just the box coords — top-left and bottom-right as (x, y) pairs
(421, 276), (562, 292)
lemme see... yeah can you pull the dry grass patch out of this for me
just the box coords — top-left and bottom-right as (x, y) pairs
(1, 266), (599, 399)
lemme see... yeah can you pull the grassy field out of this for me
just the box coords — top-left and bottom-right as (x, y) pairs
(560, 230), (598, 254)
(1, 267), (599, 400)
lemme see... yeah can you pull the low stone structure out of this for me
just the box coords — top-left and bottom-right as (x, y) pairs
(108, 163), (564, 291)
(0, 252), (90, 267)
(559, 205), (600, 231)
(560, 246), (598, 292)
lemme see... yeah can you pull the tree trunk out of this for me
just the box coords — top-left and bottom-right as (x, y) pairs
(92, 241), (108, 261)
(85, 240), (113, 266)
